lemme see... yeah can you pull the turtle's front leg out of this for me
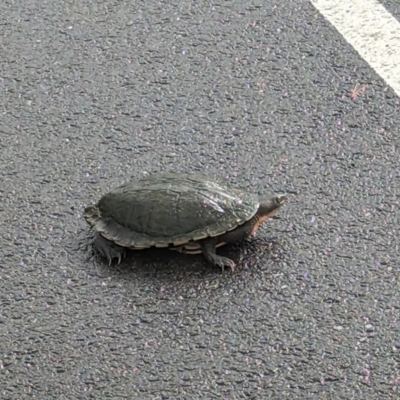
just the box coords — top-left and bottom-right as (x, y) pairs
(93, 234), (126, 265)
(200, 238), (236, 272)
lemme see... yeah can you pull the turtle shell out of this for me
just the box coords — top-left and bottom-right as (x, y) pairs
(84, 173), (259, 249)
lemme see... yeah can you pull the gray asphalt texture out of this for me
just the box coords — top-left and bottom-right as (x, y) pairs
(381, 0), (400, 22)
(1, 1), (400, 399)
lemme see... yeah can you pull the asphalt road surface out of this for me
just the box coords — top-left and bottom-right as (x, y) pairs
(1, 1), (399, 399)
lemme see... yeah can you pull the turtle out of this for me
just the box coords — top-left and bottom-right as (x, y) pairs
(84, 173), (286, 271)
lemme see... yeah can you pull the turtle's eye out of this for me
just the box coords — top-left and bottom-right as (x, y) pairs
(276, 194), (287, 204)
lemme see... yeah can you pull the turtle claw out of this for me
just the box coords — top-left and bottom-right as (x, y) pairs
(109, 251), (124, 266)
(201, 239), (236, 272)
(93, 235), (126, 265)
(215, 257), (236, 273)
(115, 250), (126, 266)
(209, 254), (236, 272)
(106, 246), (126, 266)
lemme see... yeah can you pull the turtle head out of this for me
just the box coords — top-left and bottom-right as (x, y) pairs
(249, 194), (286, 235)
(257, 194), (286, 219)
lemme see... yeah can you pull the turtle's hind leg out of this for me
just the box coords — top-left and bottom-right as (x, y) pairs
(93, 234), (126, 265)
(200, 238), (235, 272)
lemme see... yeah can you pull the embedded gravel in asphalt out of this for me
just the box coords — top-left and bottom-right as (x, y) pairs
(1, 0), (399, 398)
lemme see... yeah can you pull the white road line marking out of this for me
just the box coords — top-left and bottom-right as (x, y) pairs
(309, 0), (400, 96)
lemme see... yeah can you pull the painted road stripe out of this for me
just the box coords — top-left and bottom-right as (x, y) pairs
(309, 0), (400, 96)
